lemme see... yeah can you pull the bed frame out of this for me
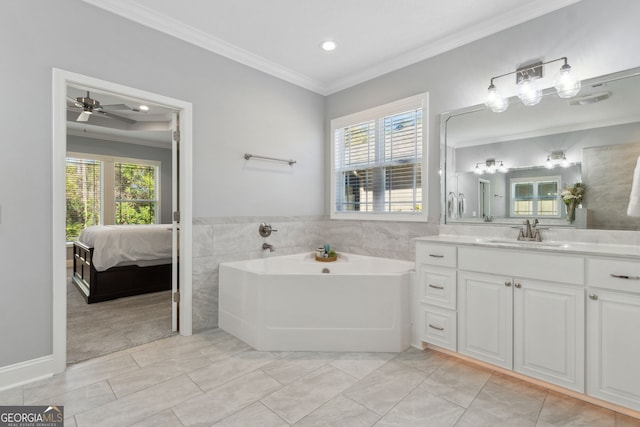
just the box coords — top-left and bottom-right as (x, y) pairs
(72, 241), (172, 303)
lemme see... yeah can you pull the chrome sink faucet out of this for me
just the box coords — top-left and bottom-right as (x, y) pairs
(516, 219), (542, 242)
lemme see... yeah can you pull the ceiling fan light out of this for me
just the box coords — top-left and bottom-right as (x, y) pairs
(554, 63), (581, 98)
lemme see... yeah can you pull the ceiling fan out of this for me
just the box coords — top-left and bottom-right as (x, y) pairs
(67, 91), (137, 124)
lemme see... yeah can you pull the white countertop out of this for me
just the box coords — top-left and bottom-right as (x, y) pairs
(415, 235), (640, 260)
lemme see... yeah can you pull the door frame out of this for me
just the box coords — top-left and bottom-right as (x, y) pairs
(52, 69), (193, 373)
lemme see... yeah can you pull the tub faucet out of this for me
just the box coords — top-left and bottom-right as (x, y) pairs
(262, 242), (275, 252)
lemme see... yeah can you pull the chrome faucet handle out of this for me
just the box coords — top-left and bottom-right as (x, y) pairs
(259, 223), (277, 237)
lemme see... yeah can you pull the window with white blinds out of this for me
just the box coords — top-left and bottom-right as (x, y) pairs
(66, 157), (102, 241)
(510, 176), (561, 217)
(65, 153), (161, 241)
(331, 93), (428, 220)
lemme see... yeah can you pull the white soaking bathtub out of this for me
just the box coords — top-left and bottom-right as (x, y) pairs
(218, 252), (414, 352)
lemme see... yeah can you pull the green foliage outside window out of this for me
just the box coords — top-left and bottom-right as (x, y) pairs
(115, 163), (157, 225)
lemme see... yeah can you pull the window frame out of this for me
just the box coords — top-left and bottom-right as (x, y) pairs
(67, 152), (161, 229)
(510, 175), (561, 218)
(330, 93), (428, 221)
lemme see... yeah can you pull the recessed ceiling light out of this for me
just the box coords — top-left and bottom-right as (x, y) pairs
(321, 40), (336, 51)
(139, 105), (149, 111)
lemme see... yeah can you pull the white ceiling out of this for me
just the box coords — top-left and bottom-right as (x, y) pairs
(83, 0), (583, 95)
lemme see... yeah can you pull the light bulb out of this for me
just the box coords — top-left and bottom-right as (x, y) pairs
(554, 63), (581, 98)
(545, 156), (553, 169)
(517, 76), (542, 106)
(485, 84), (509, 113)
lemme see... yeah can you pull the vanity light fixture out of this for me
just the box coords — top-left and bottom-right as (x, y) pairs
(545, 150), (570, 169)
(485, 57), (580, 113)
(474, 159), (507, 175)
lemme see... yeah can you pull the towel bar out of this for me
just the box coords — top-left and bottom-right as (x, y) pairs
(244, 153), (296, 166)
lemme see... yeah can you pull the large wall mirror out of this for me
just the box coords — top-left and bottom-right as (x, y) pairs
(441, 67), (640, 230)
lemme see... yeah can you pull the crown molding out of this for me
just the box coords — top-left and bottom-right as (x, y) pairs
(324, 0), (584, 94)
(84, 0), (582, 96)
(82, 0), (328, 95)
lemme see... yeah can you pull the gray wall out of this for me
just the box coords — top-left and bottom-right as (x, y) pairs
(67, 135), (173, 223)
(0, 0), (324, 368)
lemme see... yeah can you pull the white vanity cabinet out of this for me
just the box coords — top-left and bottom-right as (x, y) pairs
(456, 245), (585, 392)
(414, 237), (640, 413)
(586, 257), (640, 411)
(415, 243), (457, 351)
(458, 270), (513, 369)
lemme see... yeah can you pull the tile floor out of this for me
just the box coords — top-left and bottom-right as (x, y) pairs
(2, 329), (639, 426)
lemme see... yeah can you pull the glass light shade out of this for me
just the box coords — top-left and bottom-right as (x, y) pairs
(517, 77), (542, 106)
(554, 64), (581, 98)
(485, 84), (509, 113)
(497, 162), (507, 173)
(545, 156), (554, 169)
(474, 165), (483, 175)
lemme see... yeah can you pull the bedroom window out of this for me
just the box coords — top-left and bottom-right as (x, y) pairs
(66, 157), (102, 241)
(115, 162), (157, 225)
(331, 93), (428, 221)
(66, 153), (161, 241)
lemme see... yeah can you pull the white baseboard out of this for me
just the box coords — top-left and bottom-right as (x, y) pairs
(0, 355), (55, 391)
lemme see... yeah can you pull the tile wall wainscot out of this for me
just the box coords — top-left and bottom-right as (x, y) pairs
(192, 216), (439, 331)
(439, 224), (640, 245)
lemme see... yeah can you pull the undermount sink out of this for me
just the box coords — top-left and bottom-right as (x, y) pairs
(482, 238), (568, 248)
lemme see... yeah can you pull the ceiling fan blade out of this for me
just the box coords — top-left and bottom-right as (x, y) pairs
(96, 109), (136, 124)
(67, 96), (82, 108)
(101, 103), (133, 111)
(77, 111), (91, 122)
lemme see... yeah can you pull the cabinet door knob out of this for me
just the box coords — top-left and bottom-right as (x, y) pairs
(589, 293), (598, 300)
(504, 281), (511, 287)
(514, 283), (522, 288)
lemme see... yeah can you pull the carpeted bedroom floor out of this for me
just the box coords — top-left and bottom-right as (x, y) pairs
(66, 269), (173, 364)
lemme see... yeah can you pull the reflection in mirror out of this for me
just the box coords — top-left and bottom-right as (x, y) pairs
(442, 67), (640, 230)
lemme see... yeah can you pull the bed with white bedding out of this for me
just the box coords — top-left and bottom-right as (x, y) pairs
(72, 224), (173, 303)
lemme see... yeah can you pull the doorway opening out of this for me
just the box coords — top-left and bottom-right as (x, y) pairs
(52, 69), (193, 373)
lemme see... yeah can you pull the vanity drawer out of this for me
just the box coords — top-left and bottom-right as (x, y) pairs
(416, 243), (456, 268)
(587, 257), (640, 293)
(420, 305), (456, 351)
(417, 265), (456, 310)
(458, 246), (584, 285)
